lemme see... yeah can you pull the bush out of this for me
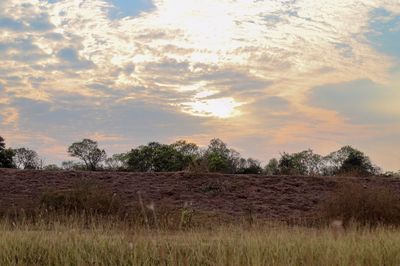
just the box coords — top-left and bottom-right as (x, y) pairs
(320, 182), (400, 227)
(40, 181), (120, 215)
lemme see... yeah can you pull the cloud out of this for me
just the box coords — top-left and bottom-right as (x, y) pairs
(0, 107), (19, 127)
(9, 96), (209, 144)
(0, 0), (400, 170)
(0, 4), (54, 32)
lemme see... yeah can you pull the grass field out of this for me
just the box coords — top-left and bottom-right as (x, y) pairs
(1, 220), (400, 266)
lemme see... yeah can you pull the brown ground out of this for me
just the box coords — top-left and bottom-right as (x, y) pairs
(1, 168), (400, 221)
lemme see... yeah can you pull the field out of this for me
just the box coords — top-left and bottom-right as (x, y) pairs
(1, 168), (400, 265)
(2, 222), (400, 265)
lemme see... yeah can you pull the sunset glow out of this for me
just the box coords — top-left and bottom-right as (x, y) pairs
(0, 0), (399, 170)
(182, 98), (242, 119)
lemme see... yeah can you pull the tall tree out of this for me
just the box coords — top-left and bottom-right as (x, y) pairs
(67, 139), (106, 171)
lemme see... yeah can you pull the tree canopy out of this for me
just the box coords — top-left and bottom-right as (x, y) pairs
(269, 146), (380, 176)
(2, 135), (386, 177)
(67, 139), (106, 171)
(127, 141), (199, 172)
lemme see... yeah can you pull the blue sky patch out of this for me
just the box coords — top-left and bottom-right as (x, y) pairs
(367, 8), (400, 58)
(0, 17), (25, 31)
(108, 0), (155, 19)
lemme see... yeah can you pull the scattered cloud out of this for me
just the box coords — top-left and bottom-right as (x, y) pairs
(0, 0), (399, 169)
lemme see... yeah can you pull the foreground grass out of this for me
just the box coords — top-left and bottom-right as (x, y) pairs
(1, 222), (400, 266)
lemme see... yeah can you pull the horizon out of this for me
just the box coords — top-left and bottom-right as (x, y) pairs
(0, 0), (399, 170)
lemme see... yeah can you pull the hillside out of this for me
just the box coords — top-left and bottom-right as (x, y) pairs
(1, 168), (400, 221)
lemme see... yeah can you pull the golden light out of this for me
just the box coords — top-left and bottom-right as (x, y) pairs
(181, 97), (242, 119)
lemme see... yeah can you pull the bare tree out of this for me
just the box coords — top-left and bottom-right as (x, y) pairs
(13, 148), (41, 169)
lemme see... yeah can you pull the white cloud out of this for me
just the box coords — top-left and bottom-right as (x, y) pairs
(1, 0), (400, 169)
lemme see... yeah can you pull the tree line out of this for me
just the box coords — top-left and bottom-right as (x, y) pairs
(0, 135), (398, 177)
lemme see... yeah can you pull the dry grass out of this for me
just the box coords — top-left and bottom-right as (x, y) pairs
(40, 180), (121, 215)
(1, 220), (400, 265)
(319, 182), (400, 227)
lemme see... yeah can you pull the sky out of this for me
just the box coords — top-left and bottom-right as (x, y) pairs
(0, 0), (399, 170)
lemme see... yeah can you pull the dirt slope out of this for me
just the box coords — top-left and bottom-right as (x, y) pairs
(1, 168), (400, 221)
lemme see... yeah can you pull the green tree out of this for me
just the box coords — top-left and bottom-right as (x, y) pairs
(278, 152), (307, 175)
(204, 138), (241, 173)
(0, 136), (16, 168)
(67, 139), (106, 171)
(324, 146), (379, 176)
(277, 150), (324, 176)
(171, 140), (200, 167)
(127, 141), (197, 172)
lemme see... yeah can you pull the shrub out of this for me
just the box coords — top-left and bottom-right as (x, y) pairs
(40, 180), (120, 215)
(320, 182), (400, 227)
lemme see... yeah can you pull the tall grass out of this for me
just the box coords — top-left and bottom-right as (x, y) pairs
(1, 221), (400, 265)
(319, 181), (400, 227)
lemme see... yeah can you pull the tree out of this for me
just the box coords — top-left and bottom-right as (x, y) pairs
(0, 136), (15, 168)
(127, 141), (196, 172)
(296, 150), (324, 175)
(67, 139), (106, 171)
(205, 138), (241, 173)
(61, 160), (86, 171)
(171, 140), (200, 167)
(276, 150), (325, 176)
(44, 164), (61, 171)
(265, 158), (279, 175)
(278, 152), (308, 175)
(105, 153), (129, 171)
(13, 147), (41, 169)
(0, 136), (5, 150)
(236, 158), (263, 174)
(324, 146), (379, 176)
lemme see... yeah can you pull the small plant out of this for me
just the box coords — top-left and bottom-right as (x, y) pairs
(179, 202), (195, 230)
(319, 182), (400, 227)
